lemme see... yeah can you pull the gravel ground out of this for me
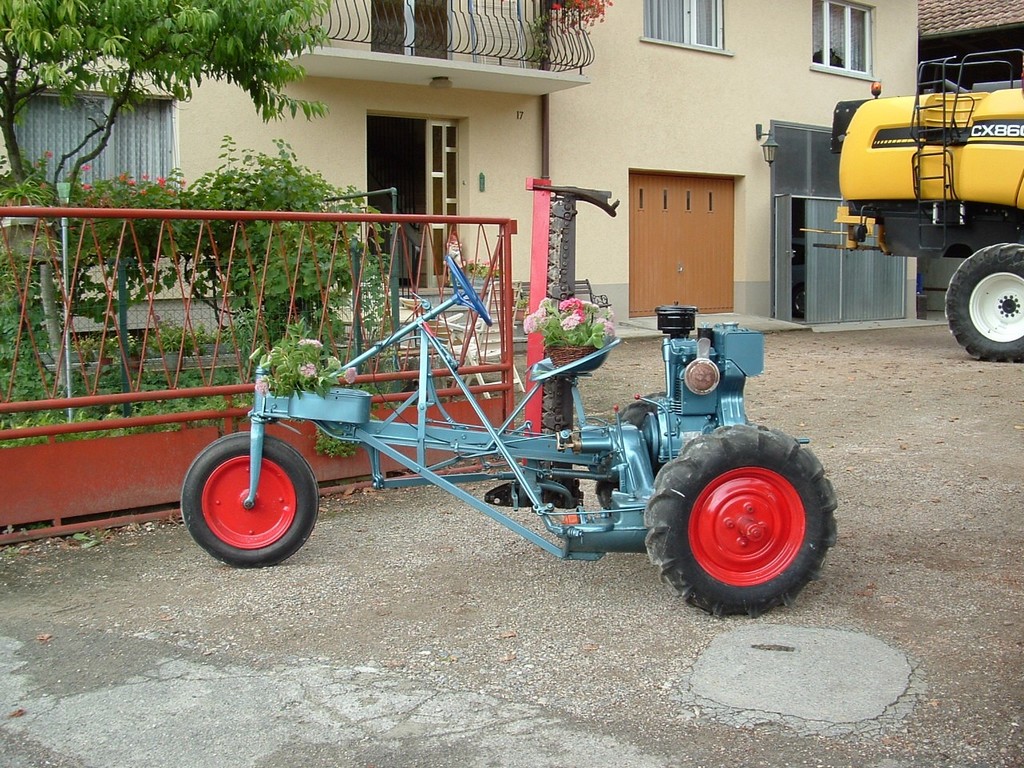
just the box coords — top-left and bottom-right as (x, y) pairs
(2, 323), (1022, 766)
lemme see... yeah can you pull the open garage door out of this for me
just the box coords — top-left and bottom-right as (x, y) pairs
(775, 195), (905, 323)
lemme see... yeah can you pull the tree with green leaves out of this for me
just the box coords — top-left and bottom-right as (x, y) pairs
(0, 0), (330, 192)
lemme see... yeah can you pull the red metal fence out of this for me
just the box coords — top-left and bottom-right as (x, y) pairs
(0, 206), (517, 543)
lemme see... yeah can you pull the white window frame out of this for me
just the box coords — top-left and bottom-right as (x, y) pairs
(812, 0), (872, 76)
(643, 0), (725, 51)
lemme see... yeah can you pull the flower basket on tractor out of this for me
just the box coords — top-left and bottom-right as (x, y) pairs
(181, 256), (837, 617)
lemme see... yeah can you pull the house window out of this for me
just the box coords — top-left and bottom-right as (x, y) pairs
(15, 94), (175, 182)
(644, 0), (724, 50)
(812, 0), (871, 74)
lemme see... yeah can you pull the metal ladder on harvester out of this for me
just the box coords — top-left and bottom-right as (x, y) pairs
(911, 55), (974, 251)
(911, 50), (1024, 250)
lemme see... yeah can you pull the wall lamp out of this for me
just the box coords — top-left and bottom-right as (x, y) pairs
(755, 123), (779, 166)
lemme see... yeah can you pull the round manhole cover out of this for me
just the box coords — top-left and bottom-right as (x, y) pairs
(680, 625), (920, 735)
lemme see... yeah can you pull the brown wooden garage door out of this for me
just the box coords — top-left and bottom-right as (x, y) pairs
(628, 172), (734, 316)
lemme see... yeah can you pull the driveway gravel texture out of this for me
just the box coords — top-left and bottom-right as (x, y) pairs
(1, 323), (1021, 767)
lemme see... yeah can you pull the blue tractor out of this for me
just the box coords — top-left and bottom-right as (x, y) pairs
(181, 257), (837, 617)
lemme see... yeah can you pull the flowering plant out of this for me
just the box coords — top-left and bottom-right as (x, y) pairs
(523, 297), (615, 349)
(251, 323), (357, 397)
(0, 151), (55, 205)
(551, 0), (612, 28)
(76, 169), (185, 209)
(463, 259), (495, 279)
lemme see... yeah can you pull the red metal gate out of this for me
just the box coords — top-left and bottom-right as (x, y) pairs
(0, 207), (516, 543)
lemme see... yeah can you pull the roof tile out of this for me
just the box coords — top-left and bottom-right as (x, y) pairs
(919, 0), (1024, 37)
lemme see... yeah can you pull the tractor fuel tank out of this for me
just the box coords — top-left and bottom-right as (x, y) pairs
(711, 323), (764, 378)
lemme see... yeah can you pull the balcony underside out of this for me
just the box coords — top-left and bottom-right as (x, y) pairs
(299, 46), (589, 94)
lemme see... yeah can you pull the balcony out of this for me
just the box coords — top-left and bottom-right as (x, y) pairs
(298, 0), (595, 95)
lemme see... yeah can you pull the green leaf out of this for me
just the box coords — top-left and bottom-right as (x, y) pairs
(71, 532), (100, 548)
(0, 0), (328, 186)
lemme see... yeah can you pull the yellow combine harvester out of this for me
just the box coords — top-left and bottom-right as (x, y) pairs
(832, 49), (1024, 362)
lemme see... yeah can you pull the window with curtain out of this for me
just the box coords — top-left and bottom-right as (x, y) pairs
(15, 94), (175, 183)
(812, 0), (871, 74)
(644, 0), (723, 50)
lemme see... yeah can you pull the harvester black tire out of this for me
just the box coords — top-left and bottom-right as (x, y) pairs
(945, 243), (1024, 362)
(181, 432), (319, 568)
(595, 393), (663, 508)
(644, 424), (837, 617)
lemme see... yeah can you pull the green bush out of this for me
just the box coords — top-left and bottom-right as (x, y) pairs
(182, 137), (366, 341)
(71, 170), (188, 322)
(1, 139), (374, 436)
(67, 138), (367, 341)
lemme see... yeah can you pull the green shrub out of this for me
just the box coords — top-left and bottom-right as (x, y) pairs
(182, 137), (365, 341)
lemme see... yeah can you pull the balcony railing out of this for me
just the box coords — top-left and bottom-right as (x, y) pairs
(322, 0), (595, 73)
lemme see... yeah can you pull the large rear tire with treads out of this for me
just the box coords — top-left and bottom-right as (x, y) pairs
(644, 424), (837, 616)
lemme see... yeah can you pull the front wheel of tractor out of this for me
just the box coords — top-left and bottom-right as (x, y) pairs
(181, 432), (319, 568)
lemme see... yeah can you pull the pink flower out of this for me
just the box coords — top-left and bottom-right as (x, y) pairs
(342, 367), (357, 384)
(82, 184), (92, 191)
(561, 315), (581, 331)
(523, 313), (539, 334)
(81, 164), (91, 173)
(254, 379), (270, 396)
(297, 338), (323, 349)
(299, 362), (317, 378)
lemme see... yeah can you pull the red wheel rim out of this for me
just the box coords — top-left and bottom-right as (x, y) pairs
(688, 467), (806, 586)
(201, 457), (297, 549)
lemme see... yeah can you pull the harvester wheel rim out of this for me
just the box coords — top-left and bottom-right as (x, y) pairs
(688, 466), (805, 586)
(968, 271), (1024, 343)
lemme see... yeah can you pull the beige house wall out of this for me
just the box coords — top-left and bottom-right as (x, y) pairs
(177, 0), (919, 318)
(178, 77), (542, 253)
(547, 0), (919, 315)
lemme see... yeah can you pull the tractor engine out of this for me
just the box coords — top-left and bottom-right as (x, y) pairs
(644, 305), (765, 464)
